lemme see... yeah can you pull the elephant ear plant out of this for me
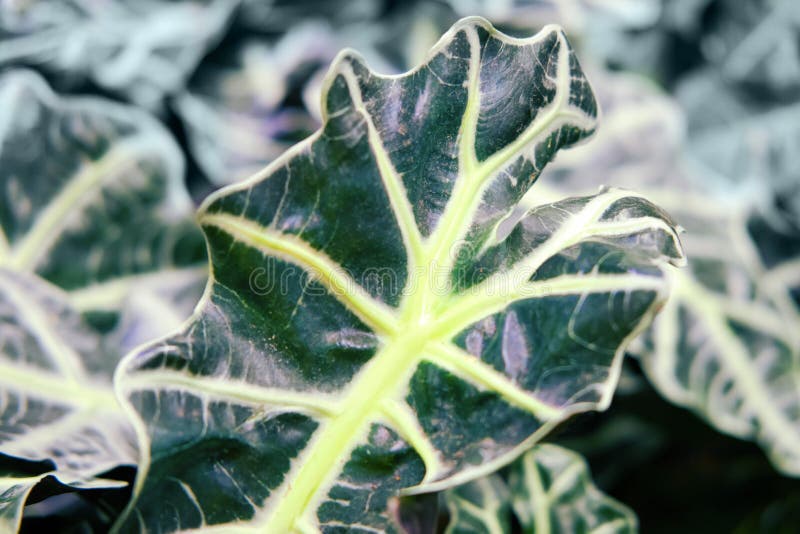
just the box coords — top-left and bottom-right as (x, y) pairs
(533, 70), (800, 479)
(0, 69), (206, 529)
(114, 17), (683, 533)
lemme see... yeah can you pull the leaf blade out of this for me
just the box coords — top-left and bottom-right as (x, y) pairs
(116, 18), (681, 532)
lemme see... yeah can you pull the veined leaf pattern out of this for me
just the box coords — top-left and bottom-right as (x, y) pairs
(0, 71), (206, 489)
(535, 71), (800, 477)
(116, 18), (683, 532)
(0, 69), (206, 315)
(445, 444), (637, 534)
(445, 474), (510, 533)
(0, 269), (135, 484)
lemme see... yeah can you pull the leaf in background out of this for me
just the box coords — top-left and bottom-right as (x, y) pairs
(444, 0), (661, 35)
(176, 22), (344, 185)
(701, 0), (800, 99)
(534, 70), (800, 477)
(177, 6), (450, 185)
(236, 0), (382, 34)
(0, 69), (206, 506)
(445, 474), (511, 533)
(445, 444), (637, 533)
(0, 0), (237, 109)
(676, 70), (800, 231)
(0, 471), (51, 532)
(0, 269), (135, 485)
(508, 444), (637, 533)
(116, 18), (683, 532)
(0, 69), (206, 318)
(636, 196), (800, 477)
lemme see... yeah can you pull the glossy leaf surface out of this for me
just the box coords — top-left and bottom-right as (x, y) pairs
(117, 18), (682, 532)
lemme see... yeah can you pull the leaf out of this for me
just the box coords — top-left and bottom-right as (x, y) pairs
(0, 471), (51, 533)
(115, 18), (683, 532)
(534, 70), (800, 477)
(636, 199), (800, 476)
(445, 474), (511, 533)
(0, 70), (206, 488)
(0, 69), (206, 315)
(0, 269), (135, 485)
(508, 444), (637, 533)
(0, 0), (237, 108)
(445, 444), (637, 533)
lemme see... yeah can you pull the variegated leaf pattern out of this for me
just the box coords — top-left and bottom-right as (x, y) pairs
(445, 474), (511, 534)
(0, 269), (135, 484)
(115, 18), (683, 532)
(509, 444), (637, 533)
(0, 71), (206, 489)
(0, 69), (206, 315)
(533, 71), (800, 477)
(637, 196), (800, 476)
(445, 444), (637, 533)
(0, 471), (51, 533)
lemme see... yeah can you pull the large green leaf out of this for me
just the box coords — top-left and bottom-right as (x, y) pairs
(0, 70), (206, 490)
(116, 17), (683, 532)
(445, 444), (637, 533)
(534, 70), (800, 476)
(0, 471), (51, 532)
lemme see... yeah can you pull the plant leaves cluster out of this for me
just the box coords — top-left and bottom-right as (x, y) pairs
(1, 0), (798, 532)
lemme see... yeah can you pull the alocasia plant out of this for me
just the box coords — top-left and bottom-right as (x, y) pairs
(0, 69), (206, 499)
(114, 17), (682, 532)
(445, 444), (637, 533)
(532, 70), (800, 477)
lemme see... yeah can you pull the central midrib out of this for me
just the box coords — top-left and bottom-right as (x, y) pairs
(244, 31), (578, 530)
(261, 184), (515, 531)
(264, 320), (434, 532)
